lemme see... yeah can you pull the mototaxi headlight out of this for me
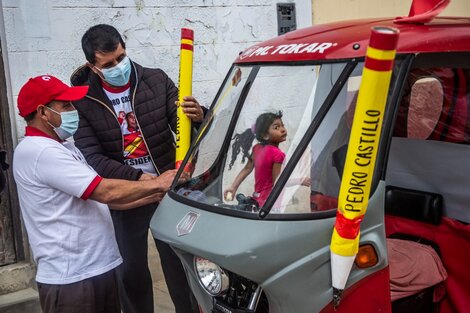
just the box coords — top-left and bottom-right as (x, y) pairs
(194, 256), (229, 295)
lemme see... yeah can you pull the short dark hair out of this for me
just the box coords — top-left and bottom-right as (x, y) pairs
(254, 111), (283, 143)
(23, 111), (36, 122)
(81, 24), (126, 64)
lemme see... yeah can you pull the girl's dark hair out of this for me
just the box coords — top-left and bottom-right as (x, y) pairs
(254, 111), (283, 143)
(228, 111), (283, 170)
(81, 24), (126, 64)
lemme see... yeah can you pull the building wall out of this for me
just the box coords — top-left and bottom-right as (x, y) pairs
(2, 0), (312, 141)
(312, 0), (470, 24)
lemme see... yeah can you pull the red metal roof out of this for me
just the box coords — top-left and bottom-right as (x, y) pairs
(235, 17), (470, 64)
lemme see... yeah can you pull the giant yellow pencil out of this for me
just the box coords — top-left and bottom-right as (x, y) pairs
(176, 28), (194, 170)
(330, 26), (399, 308)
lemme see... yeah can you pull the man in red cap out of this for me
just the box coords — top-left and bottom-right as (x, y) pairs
(12, 75), (184, 313)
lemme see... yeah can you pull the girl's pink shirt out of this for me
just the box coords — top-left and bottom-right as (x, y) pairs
(252, 143), (285, 206)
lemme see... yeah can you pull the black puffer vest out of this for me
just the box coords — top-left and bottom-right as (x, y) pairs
(71, 61), (179, 180)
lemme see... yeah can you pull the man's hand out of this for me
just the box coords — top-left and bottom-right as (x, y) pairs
(92, 170), (187, 209)
(155, 169), (178, 192)
(139, 173), (155, 181)
(141, 191), (166, 204)
(155, 169), (189, 192)
(177, 96), (204, 122)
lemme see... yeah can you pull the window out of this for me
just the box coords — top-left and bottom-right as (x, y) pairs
(175, 62), (360, 216)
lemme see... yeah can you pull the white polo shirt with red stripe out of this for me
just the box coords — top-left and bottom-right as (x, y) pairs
(13, 126), (122, 284)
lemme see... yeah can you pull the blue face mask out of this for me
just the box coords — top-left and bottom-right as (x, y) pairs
(99, 56), (131, 87)
(46, 107), (80, 141)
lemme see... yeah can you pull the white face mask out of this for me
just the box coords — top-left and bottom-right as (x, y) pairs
(46, 107), (80, 140)
(96, 56), (132, 87)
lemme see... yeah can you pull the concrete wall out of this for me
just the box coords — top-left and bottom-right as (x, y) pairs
(312, 0), (470, 24)
(2, 0), (312, 142)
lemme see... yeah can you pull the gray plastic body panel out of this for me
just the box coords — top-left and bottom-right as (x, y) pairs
(150, 181), (388, 313)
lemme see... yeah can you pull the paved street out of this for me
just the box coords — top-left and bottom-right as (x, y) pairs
(148, 232), (176, 313)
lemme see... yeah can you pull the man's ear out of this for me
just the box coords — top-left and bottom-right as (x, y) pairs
(37, 105), (46, 117)
(35, 105), (49, 123)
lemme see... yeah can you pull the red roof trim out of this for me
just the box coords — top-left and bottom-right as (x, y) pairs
(235, 17), (470, 64)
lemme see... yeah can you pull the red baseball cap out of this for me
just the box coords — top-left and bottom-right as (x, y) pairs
(17, 75), (89, 117)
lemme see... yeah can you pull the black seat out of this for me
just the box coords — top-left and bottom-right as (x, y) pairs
(385, 186), (443, 225)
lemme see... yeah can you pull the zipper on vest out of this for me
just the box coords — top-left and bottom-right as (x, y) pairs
(130, 65), (162, 176)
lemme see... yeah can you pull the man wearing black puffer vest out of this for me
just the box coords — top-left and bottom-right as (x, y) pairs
(71, 24), (204, 313)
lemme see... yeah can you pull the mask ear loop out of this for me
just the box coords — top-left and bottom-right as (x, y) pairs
(86, 62), (105, 80)
(44, 106), (61, 115)
(42, 106), (62, 131)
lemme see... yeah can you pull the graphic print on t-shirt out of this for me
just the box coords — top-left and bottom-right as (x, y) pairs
(103, 84), (156, 174)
